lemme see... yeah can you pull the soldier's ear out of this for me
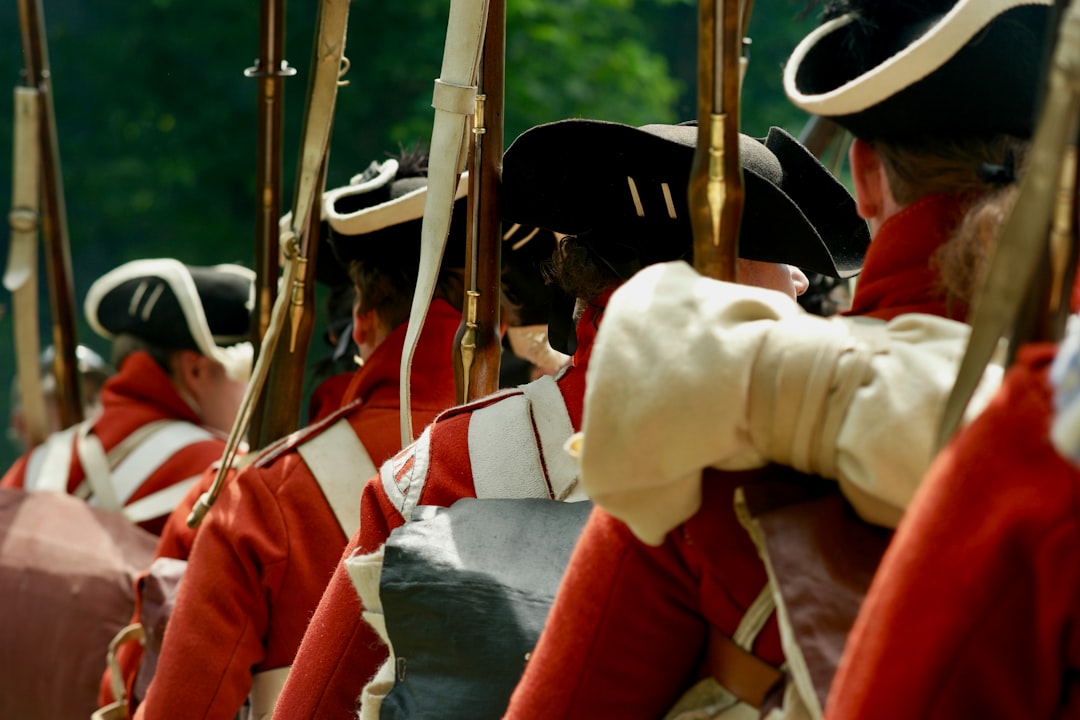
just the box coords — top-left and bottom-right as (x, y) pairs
(170, 349), (207, 390)
(849, 137), (885, 223)
(351, 307), (380, 348)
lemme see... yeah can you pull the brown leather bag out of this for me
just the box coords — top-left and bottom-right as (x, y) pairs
(738, 473), (892, 713)
(0, 488), (156, 720)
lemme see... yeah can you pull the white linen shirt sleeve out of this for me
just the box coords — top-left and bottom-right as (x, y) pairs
(577, 261), (1001, 545)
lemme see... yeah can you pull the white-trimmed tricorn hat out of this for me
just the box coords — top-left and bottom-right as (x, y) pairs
(784, 0), (1053, 139)
(322, 154), (469, 271)
(501, 118), (869, 282)
(84, 259), (255, 379)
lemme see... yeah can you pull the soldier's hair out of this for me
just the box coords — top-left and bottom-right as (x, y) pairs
(548, 234), (622, 305)
(347, 259), (465, 331)
(932, 182), (1019, 310)
(342, 144), (466, 330)
(873, 133), (1028, 206)
(109, 334), (179, 374)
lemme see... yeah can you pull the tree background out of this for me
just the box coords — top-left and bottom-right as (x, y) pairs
(0, 0), (818, 468)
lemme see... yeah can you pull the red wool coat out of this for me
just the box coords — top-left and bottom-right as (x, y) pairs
(826, 343), (1080, 719)
(98, 360), (359, 711)
(505, 193), (967, 718)
(132, 300), (460, 720)
(1, 351), (228, 535)
(505, 472), (785, 718)
(152, 367), (359, 565)
(270, 302), (600, 720)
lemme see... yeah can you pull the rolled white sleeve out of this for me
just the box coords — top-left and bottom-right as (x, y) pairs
(578, 261), (1001, 545)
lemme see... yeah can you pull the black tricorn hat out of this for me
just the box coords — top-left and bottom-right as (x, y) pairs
(501, 222), (559, 327)
(500, 119), (869, 280)
(84, 259), (255, 373)
(322, 157), (468, 273)
(785, 0), (1053, 140)
(276, 212), (351, 289)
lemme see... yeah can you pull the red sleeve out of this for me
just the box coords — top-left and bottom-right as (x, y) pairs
(504, 507), (707, 719)
(828, 344), (1080, 719)
(134, 465), (289, 720)
(0, 452), (30, 489)
(151, 465), (219, 561)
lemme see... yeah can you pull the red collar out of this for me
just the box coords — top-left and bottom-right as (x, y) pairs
(845, 193), (970, 322)
(342, 298), (460, 410)
(99, 351), (203, 425)
(570, 289), (614, 368)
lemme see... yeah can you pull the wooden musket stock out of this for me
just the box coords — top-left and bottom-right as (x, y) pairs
(453, 0), (505, 404)
(189, 0), (349, 527)
(16, 0), (82, 429)
(939, 0), (1080, 447)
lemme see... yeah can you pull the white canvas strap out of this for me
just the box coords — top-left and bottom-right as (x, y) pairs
(24, 422), (81, 492)
(106, 421), (215, 506)
(399, 0), (490, 445)
(734, 488), (824, 720)
(44, 418), (212, 521)
(733, 585), (777, 652)
(298, 418), (375, 537)
(76, 421), (120, 510)
(121, 474), (200, 525)
(248, 665), (292, 720)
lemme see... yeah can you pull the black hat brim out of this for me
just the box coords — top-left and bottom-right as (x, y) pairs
(785, 1), (1052, 139)
(323, 164), (468, 272)
(501, 119), (868, 279)
(85, 259), (254, 355)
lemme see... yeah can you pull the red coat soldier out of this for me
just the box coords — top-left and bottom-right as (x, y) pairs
(272, 118), (867, 720)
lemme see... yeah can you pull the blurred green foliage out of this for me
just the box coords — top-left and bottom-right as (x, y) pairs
(0, 0), (821, 467)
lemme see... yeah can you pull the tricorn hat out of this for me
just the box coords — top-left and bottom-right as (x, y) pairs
(501, 222), (559, 327)
(501, 118), (869, 281)
(84, 259), (255, 379)
(276, 212), (351, 289)
(322, 155), (468, 273)
(784, 0), (1053, 140)
(500, 223), (569, 370)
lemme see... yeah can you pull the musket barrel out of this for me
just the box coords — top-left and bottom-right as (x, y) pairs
(17, 0), (82, 429)
(248, 0), (293, 444)
(249, 0), (349, 449)
(250, 0), (291, 345)
(690, 0), (743, 282)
